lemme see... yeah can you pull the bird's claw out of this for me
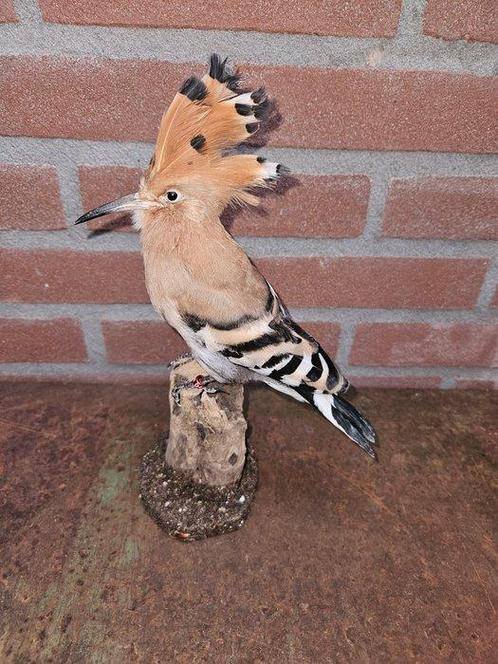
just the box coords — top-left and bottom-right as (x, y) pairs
(204, 385), (227, 396)
(193, 375), (227, 396)
(193, 374), (206, 389)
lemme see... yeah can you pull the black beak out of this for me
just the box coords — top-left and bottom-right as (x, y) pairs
(74, 193), (158, 224)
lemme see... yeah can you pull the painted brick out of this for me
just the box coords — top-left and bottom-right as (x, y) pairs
(350, 323), (498, 368)
(1, 250), (146, 303)
(80, 168), (369, 238)
(2, 251), (487, 309)
(39, 0), (402, 37)
(0, 371), (170, 385)
(383, 177), (498, 240)
(103, 321), (187, 364)
(1, 57), (497, 153)
(0, 164), (66, 230)
(258, 257), (488, 309)
(0, 319), (86, 362)
(454, 379), (496, 390)
(103, 320), (340, 365)
(350, 375), (443, 388)
(300, 322), (341, 358)
(228, 176), (369, 238)
(0, 0), (16, 22)
(424, 0), (498, 44)
(79, 166), (141, 231)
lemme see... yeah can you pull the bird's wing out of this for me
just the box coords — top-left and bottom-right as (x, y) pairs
(200, 284), (376, 456)
(184, 284), (346, 395)
(183, 284), (376, 456)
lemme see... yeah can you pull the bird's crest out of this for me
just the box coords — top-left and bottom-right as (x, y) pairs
(144, 54), (286, 207)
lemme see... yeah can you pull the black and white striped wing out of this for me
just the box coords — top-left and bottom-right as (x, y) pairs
(180, 288), (376, 456)
(208, 313), (376, 456)
(200, 306), (345, 396)
(228, 318), (343, 391)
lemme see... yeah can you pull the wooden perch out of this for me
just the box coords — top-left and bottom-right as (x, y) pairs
(140, 358), (258, 540)
(166, 358), (247, 486)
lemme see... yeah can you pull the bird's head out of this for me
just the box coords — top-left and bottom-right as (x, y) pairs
(74, 173), (215, 230)
(75, 55), (287, 231)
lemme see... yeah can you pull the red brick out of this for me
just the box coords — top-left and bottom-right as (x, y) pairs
(492, 288), (498, 307)
(383, 177), (498, 240)
(103, 321), (186, 364)
(229, 176), (369, 238)
(1, 250), (146, 303)
(0, 164), (66, 230)
(257, 257), (487, 309)
(2, 251), (487, 309)
(80, 169), (369, 237)
(39, 0), (401, 37)
(2, 57), (496, 153)
(297, 322), (341, 357)
(350, 323), (498, 368)
(79, 166), (141, 232)
(350, 375), (442, 388)
(0, 318), (86, 362)
(0, 371), (170, 385)
(424, 0), (498, 44)
(0, 0), (16, 22)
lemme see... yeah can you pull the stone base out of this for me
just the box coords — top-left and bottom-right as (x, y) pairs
(139, 437), (258, 541)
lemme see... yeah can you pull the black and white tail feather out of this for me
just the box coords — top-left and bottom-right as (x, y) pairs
(258, 337), (377, 459)
(263, 377), (376, 458)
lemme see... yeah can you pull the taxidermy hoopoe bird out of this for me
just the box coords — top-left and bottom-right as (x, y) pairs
(75, 55), (377, 458)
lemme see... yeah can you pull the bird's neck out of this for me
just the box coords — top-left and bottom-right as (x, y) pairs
(138, 209), (265, 324)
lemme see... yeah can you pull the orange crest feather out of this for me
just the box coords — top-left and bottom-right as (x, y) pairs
(144, 55), (287, 206)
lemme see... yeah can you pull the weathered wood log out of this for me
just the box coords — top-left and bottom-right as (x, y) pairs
(165, 358), (247, 486)
(139, 357), (258, 540)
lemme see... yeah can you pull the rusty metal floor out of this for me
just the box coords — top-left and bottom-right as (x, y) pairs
(1, 383), (497, 663)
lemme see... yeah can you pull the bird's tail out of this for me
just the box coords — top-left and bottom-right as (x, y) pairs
(312, 391), (377, 458)
(264, 377), (377, 458)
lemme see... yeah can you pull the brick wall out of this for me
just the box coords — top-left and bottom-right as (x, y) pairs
(1, 0), (497, 388)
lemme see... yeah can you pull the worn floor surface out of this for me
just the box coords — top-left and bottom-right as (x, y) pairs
(0, 383), (497, 663)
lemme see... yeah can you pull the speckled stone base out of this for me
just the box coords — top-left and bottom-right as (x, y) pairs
(139, 437), (258, 541)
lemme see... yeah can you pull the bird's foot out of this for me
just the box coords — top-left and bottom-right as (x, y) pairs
(171, 375), (226, 405)
(193, 375), (227, 396)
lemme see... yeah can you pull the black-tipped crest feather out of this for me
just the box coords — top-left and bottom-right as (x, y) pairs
(276, 164), (291, 176)
(180, 76), (207, 101)
(253, 98), (270, 119)
(251, 87), (266, 104)
(209, 54), (240, 91)
(235, 103), (253, 116)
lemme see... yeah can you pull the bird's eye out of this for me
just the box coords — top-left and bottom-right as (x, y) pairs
(166, 190), (179, 202)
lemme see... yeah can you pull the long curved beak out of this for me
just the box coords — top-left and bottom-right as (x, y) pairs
(74, 193), (160, 225)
